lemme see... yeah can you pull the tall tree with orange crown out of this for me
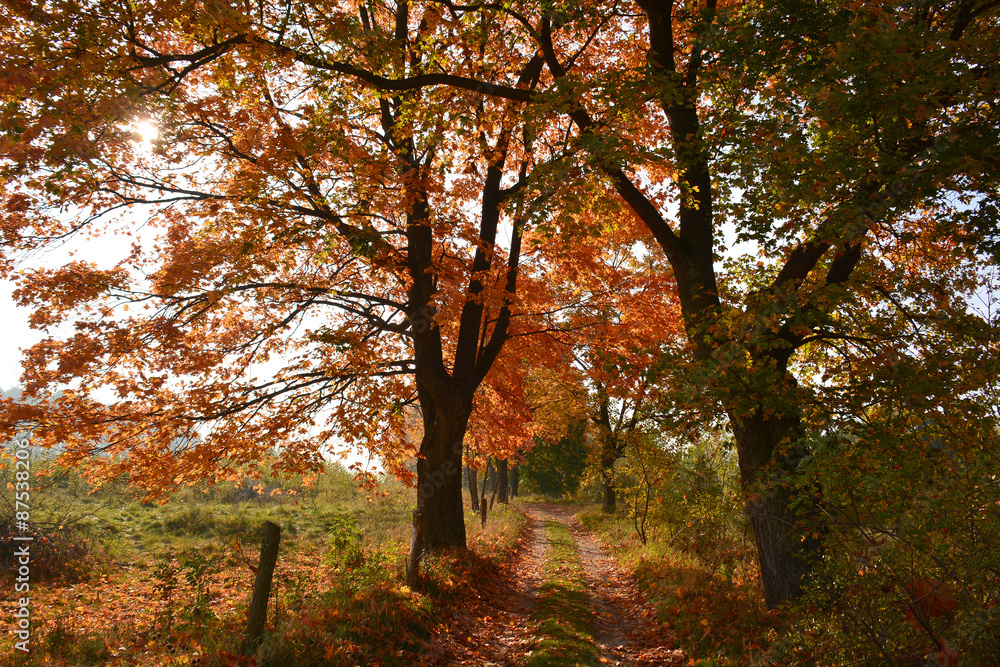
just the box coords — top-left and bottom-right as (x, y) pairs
(387, 0), (999, 605)
(0, 0), (604, 550)
(208, 0), (1000, 605)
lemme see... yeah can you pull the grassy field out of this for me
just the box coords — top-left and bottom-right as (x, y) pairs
(0, 458), (526, 666)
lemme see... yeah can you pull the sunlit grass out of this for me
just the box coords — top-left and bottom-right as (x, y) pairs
(0, 462), (527, 666)
(578, 508), (782, 666)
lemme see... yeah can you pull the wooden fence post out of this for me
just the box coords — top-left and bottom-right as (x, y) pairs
(243, 521), (281, 656)
(480, 497), (487, 528)
(406, 510), (422, 589)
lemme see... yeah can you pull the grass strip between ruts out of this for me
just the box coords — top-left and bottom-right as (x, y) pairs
(525, 520), (602, 667)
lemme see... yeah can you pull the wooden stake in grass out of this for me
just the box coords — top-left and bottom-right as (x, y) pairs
(243, 521), (281, 656)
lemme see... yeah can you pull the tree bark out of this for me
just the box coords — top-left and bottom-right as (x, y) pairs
(612, 2), (823, 605)
(488, 458), (500, 510)
(510, 466), (519, 498)
(728, 374), (822, 606)
(595, 388), (622, 514)
(483, 458), (495, 508)
(413, 397), (471, 550)
(600, 434), (619, 513)
(497, 458), (509, 504)
(406, 510), (422, 588)
(388, 1), (535, 558)
(602, 479), (616, 514)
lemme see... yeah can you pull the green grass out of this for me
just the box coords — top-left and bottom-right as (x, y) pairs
(0, 458), (529, 666)
(525, 520), (602, 667)
(515, 492), (584, 506)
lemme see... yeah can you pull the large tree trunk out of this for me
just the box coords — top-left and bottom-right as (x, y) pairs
(509, 466), (519, 498)
(637, 3), (821, 606)
(414, 400), (471, 550)
(728, 371), (822, 606)
(389, 2), (532, 559)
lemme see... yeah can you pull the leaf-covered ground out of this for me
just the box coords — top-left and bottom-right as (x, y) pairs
(0, 468), (526, 666)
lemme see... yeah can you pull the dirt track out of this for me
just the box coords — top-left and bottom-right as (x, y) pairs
(418, 502), (686, 666)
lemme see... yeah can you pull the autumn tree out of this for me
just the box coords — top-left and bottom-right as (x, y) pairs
(0, 0), (592, 550)
(471, 199), (684, 508)
(264, 0), (999, 605)
(783, 226), (1000, 661)
(546, 217), (683, 514)
(520, 420), (588, 496)
(481, 339), (589, 502)
(459, 345), (539, 508)
(613, 0), (999, 604)
(402, 0), (1000, 605)
(461, 223), (668, 508)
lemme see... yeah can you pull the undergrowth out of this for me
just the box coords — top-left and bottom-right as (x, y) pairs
(578, 508), (781, 666)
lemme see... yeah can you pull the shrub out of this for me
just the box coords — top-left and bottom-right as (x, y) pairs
(0, 517), (99, 583)
(781, 423), (1000, 665)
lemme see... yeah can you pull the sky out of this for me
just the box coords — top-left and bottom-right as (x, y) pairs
(1, 281), (35, 391)
(1, 217), (141, 392)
